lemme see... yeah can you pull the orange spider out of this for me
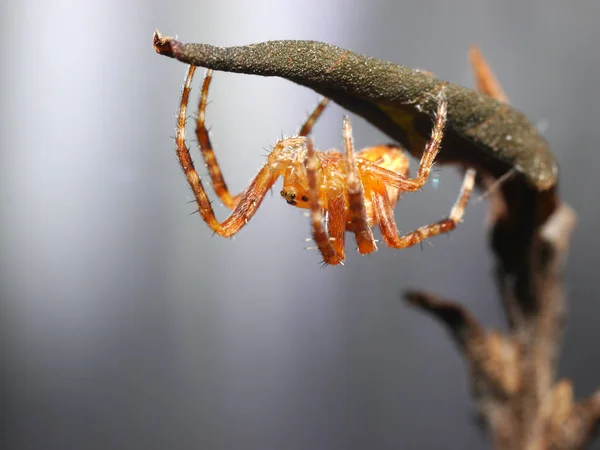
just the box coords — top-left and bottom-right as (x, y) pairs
(175, 65), (476, 265)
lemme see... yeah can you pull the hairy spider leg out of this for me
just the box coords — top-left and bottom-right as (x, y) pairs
(326, 192), (347, 262)
(342, 117), (377, 255)
(362, 90), (448, 192)
(195, 69), (240, 209)
(305, 138), (341, 265)
(372, 167), (476, 249)
(298, 97), (329, 137)
(297, 97), (340, 261)
(177, 65), (279, 238)
(357, 144), (410, 216)
(195, 72), (329, 210)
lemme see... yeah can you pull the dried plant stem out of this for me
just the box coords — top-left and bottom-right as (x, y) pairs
(405, 48), (599, 450)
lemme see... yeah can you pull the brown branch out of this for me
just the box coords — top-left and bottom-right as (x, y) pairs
(404, 49), (597, 449)
(469, 45), (509, 104)
(406, 202), (585, 449)
(406, 292), (517, 401)
(549, 391), (600, 450)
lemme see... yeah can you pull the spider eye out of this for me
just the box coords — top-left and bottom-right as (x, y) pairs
(301, 195), (309, 202)
(290, 193), (296, 200)
(280, 190), (284, 196)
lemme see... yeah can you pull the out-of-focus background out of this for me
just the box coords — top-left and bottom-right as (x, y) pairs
(1, 1), (599, 449)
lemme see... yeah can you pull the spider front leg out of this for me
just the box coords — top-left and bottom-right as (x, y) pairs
(178, 65), (279, 238)
(195, 69), (242, 209)
(305, 138), (345, 265)
(195, 72), (329, 209)
(372, 167), (476, 249)
(342, 117), (378, 255)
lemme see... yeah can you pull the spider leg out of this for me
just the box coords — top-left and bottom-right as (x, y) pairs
(305, 138), (343, 265)
(327, 193), (346, 261)
(195, 69), (242, 209)
(373, 168), (476, 249)
(178, 65), (279, 238)
(363, 90), (448, 192)
(342, 117), (378, 255)
(298, 97), (329, 137)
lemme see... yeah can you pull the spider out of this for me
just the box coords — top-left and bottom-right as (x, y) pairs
(175, 65), (476, 265)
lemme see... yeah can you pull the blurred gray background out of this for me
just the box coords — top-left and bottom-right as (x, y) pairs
(1, 0), (599, 449)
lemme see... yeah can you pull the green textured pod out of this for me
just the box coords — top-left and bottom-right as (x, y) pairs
(154, 32), (557, 191)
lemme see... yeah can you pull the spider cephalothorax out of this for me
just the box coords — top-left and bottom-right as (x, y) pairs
(175, 66), (475, 265)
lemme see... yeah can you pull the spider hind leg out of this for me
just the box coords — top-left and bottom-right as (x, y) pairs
(374, 168), (476, 249)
